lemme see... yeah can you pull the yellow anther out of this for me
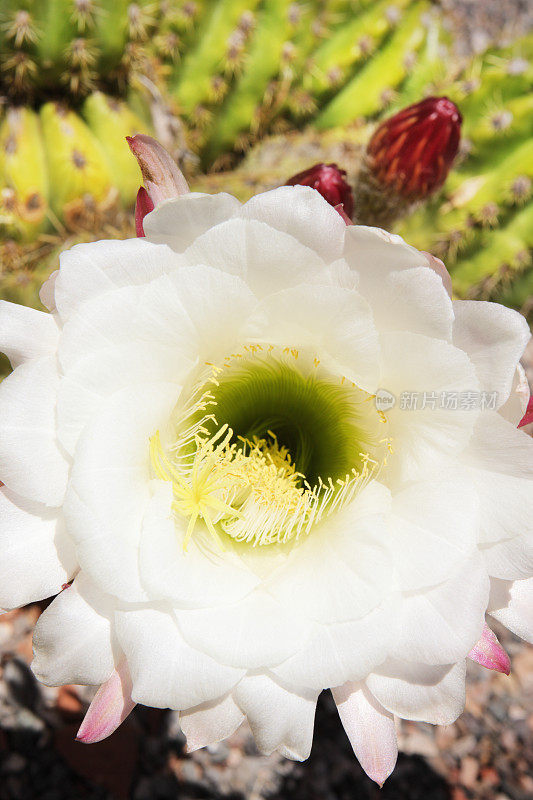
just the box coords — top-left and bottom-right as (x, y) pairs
(149, 345), (390, 550)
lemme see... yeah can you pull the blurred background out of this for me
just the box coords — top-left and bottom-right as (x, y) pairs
(0, 0), (532, 797)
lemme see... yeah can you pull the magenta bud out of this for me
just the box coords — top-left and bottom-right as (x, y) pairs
(286, 163), (354, 219)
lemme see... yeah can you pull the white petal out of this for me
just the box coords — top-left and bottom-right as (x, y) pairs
(0, 357), (69, 505)
(32, 574), (117, 687)
(184, 218), (326, 298)
(39, 270), (58, 312)
(180, 693), (244, 752)
(247, 284), (380, 392)
(344, 226), (426, 278)
(0, 301), (59, 368)
(481, 534), (533, 581)
(388, 479), (478, 591)
(489, 577), (533, 644)
(344, 225), (439, 332)
(380, 331), (480, 484)
(239, 185), (346, 263)
(57, 342), (185, 455)
(392, 556), (489, 665)
(54, 237), (181, 322)
(499, 364), (530, 426)
(57, 265), (254, 453)
(268, 482), (392, 624)
(64, 383), (178, 601)
(373, 267), (454, 341)
(233, 674), (318, 760)
(272, 598), (398, 691)
(332, 682), (397, 786)
(59, 265), (254, 375)
(58, 282), (191, 375)
(164, 265), (256, 358)
(176, 590), (311, 669)
(453, 300), (530, 408)
(367, 659), (466, 725)
(115, 608), (244, 709)
(0, 487), (76, 609)
(143, 192), (241, 245)
(139, 481), (259, 606)
(465, 412), (533, 558)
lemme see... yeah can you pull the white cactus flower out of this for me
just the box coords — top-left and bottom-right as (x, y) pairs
(0, 182), (532, 785)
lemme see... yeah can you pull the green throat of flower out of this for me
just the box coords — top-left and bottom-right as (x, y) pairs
(150, 347), (390, 550)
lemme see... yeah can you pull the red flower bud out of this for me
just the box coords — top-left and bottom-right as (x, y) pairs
(286, 163), (354, 219)
(367, 97), (462, 201)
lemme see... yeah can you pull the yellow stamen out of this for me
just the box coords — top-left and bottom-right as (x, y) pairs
(148, 347), (391, 551)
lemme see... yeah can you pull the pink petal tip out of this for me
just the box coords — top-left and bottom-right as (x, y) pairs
(468, 623), (511, 675)
(519, 397), (533, 428)
(334, 204), (354, 225)
(135, 186), (154, 237)
(332, 683), (398, 787)
(76, 660), (136, 744)
(421, 251), (453, 298)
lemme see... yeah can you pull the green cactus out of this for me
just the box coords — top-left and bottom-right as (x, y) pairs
(299, 0), (414, 101)
(169, 0), (263, 116)
(0, 92), (152, 242)
(450, 204), (533, 298)
(82, 91), (148, 204)
(0, 0), (161, 99)
(0, 1), (531, 324)
(0, 107), (49, 240)
(315, 1), (430, 127)
(200, 0), (304, 164)
(40, 101), (117, 229)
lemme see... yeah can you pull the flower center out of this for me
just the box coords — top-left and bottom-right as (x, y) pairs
(150, 346), (390, 549)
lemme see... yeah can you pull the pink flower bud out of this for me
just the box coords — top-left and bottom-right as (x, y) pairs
(127, 134), (189, 238)
(367, 97), (462, 201)
(127, 134), (189, 205)
(286, 163), (354, 218)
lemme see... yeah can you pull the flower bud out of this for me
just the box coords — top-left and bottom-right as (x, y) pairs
(127, 134), (189, 237)
(366, 97), (462, 201)
(286, 163), (354, 218)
